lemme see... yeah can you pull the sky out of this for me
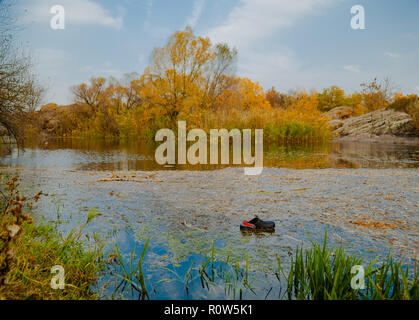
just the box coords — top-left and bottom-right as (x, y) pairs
(12, 0), (419, 105)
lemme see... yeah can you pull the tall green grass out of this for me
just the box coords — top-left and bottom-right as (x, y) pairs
(276, 231), (418, 300)
(110, 234), (418, 300)
(110, 239), (150, 300)
(0, 175), (106, 300)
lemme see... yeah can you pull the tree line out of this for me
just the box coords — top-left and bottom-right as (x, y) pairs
(34, 26), (417, 141)
(0, 0), (417, 144)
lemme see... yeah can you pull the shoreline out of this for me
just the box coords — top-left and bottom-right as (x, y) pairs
(333, 134), (419, 145)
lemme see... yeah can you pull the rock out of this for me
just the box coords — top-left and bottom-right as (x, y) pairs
(334, 109), (416, 137)
(7, 225), (20, 238)
(325, 106), (354, 120)
(36, 103), (93, 135)
(328, 119), (344, 130)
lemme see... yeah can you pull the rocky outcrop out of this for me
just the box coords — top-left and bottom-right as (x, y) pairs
(334, 109), (415, 137)
(328, 119), (344, 130)
(37, 103), (65, 134)
(36, 103), (92, 135)
(325, 106), (354, 120)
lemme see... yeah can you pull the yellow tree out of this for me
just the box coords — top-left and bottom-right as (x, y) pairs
(144, 27), (237, 120)
(71, 77), (107, 113)
(360, 77), (393, 111)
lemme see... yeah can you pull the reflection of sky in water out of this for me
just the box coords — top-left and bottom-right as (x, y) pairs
(0, 139), (418, 299)
(0, 148), (150, 170)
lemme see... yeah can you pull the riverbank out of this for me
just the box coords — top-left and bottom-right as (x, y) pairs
(334, 134), (419, 145)
(0, 175), (105, 299)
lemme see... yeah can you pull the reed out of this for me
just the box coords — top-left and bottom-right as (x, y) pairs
(110, 239), (150, 300)
(276, 230), (418, 300)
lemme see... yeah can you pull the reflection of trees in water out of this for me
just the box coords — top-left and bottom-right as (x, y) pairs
(3, 138), (418, 169)
(329, 142), (418, 168)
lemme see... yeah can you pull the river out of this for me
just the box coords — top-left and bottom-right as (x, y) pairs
(0, 138), (418, 299)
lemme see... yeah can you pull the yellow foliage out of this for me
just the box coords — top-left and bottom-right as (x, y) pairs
(36, 29), (412, 142)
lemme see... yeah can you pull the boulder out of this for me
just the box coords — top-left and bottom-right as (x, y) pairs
(325, 106), (354, 120)
(334, 109), (415, 137)
(36, 103), (93, 135)
(328, 119), (344, 130)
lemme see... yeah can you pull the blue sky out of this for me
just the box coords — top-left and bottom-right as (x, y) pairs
(14, 0), (419, 105)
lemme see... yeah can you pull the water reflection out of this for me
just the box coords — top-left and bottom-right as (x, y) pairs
(0, 138), (417, 170)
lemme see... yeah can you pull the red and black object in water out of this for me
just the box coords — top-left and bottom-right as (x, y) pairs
(240, 216), (275, 232)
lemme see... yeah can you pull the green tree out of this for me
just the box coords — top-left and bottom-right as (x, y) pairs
(317, 86), (346, 112)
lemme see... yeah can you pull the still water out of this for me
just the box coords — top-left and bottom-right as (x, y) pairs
(0, 138), (418, 299)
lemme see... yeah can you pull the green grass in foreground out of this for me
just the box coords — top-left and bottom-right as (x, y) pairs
(0, 218), (105, 300)
(0, 176), (105, 300)
(276, 231), (419, 300)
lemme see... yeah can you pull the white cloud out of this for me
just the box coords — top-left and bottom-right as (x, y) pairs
(343, 65), (360, 73)
(207, 0), (335, 48)
(19, 0), (123, 28)
(186, 0), (205, 28)
(238, 50), (302, 88)
(205, 0), (337, 90)
(385, 52), (400, 59)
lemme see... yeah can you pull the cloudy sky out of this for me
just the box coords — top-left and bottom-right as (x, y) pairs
(13, 0), (419, 105)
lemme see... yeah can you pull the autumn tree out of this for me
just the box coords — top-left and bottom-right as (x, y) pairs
(266, 87), (293, 109)
(53, 27), (333, 141)
(71, 77), (107, 112)
(317, 86), (346, 112)
(144, 26), (237, 120)
(0, 0), (44, 146)
(202, 43), (237, 109)
(106, 73), (143, 112)
(345, 92), (367, 116)
(360, 77), (394, 111)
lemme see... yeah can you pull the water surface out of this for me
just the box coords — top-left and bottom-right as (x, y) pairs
(0, 139), (418, 299)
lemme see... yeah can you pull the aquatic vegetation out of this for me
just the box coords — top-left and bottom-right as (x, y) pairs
(109, 235), (418, 300)
(276, 231), (418, 300)
(350, 219), (396, 229)
(109, 240), (258, 300)
(108, 239), (150, 300)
